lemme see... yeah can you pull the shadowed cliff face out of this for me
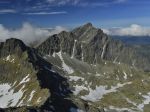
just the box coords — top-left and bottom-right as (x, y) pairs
(0, 38), (102, 112)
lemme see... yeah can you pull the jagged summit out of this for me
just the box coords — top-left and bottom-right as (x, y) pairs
(82, 22), (93, 27)
(0, 38), (27, 57)
(37, 23), (150, 71)
(2, 38), (26, 48)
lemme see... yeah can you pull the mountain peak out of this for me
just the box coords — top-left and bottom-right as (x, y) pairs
(0, 38), (27, 57)
(83, 22), (93, 27)
(6, 38), (26, 46)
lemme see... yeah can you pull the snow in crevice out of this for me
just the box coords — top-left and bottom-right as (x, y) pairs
(80, 82), (132, 102)
(123, 71), (128, 80)
(56, 51), (74, 74)
(44, 66), (56, 73)
(5, 55), (15, 63)
(137, 92), (150, 111)
(52, 51), (56, 57)
(19, 74), (30, 85)
(0, 83), (25, 108)
(101, 43), (107, 60)
(81, 44), (84, 61)
(71, 40), (77, 58)
(37, 97), (41, 103)
(28, 90), (35, 102)
(125, 97), (137, 107)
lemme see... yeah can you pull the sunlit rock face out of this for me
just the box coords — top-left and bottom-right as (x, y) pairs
(37, 23), (150, 72)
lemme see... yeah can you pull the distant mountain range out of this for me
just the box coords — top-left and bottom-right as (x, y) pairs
(112, 36), (150, 45)
(0, 23), (150, 112)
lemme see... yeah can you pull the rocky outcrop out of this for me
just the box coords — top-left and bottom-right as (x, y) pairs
(0, 38), (103, 112)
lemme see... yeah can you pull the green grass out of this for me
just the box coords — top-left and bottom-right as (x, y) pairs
(0, 53), (50, 107)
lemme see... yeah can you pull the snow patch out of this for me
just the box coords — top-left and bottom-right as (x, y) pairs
(56, 51), (74, 74)
(52, 52), (56, 57)
(69, 76), (84, 82)
(5, 55), (15, 63)
(73, 85), (88, 95)
(96, 72), (101, 77)
(0, 83), (25, 108)
(108, 106), (133, 112)
(138, 92), (150, 111)
(81, 82), (132, 102)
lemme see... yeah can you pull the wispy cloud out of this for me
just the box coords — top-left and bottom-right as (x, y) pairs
(46, 0), (81, 6)
(0, 1), (10, 4)
(115, 0), (127, 3)
(0, 0), (128, 15)
(24, 11), (67, 15)
(103, 24), (150, 36)
(0, 9), (17, 14)
(0, 22), (67, 44)
(45, 0), (128, 7)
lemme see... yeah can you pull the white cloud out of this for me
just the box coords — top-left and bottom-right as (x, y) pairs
(103, 24), (150, 36)
(24, 11), (67, 15)
(46, 0), (80, 6)
(0, 9), (16, 14)
(0, 23), (67, 45)
(115, 0), (127, 3)
(46, 0), (127, 7)
(47, 0), (55, 3)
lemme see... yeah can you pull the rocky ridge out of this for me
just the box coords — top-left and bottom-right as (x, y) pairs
(0, 23), (150, 112)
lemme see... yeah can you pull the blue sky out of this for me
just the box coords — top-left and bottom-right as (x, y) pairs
(0, 0), (150, 28)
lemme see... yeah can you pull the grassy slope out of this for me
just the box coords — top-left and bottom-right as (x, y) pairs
(44, 52), (150, 112)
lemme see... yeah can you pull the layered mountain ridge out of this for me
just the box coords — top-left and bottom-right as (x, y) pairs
(0, 23), (150, 112)
(37, 23), (150, 72)
(0, 38), (102, 112)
